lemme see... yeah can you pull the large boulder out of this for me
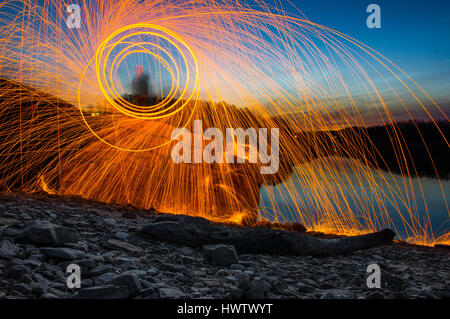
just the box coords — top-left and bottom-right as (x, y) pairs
(16, 221), (79, 246)
(138, 214), (395, 256)
(203, 244), (238, 266)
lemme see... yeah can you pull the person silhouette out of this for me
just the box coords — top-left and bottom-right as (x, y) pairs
(131, 65), (150, 106)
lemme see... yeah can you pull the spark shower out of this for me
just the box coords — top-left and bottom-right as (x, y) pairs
(0, 0), (448, 245)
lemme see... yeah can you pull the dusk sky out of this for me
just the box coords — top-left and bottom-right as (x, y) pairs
(286, 0), (450, 108)
(3, 0), (449, 118)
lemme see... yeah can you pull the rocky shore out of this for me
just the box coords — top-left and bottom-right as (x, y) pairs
(0, 192), (448, 299)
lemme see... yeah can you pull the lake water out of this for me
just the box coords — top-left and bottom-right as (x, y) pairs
(259, 157), (449, 242)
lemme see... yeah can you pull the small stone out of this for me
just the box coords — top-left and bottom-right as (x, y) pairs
(158, 287), (188, 299)
(0, 217), (20, 226)
(109, 272), (142, 295)
(89, 264), (114, 276)
(146, 267), (159, 276)
(4, 265), (29, 280)
(105, 239), (144, 254)
(95, 272), (116, 284)
(20, 274), (33, 284)
(203, 244), (238, 266)
(236, 273), (250, 290)
(26, 255), (45, 265)
(230, 264), (245, 271)
(159, 262), (181, 273)
(102, 251), (119, 263)
(114, 257), (136, 268)
(114, 231), (130, 241)
(139, 287), (158, 298)
(0, 239), (20, 258)
(104, 218), (117, 226)
(244, 279), (271, 299)
(319, 282), (336, 289)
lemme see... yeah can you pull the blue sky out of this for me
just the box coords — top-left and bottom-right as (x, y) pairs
(283, 0), (450, 108)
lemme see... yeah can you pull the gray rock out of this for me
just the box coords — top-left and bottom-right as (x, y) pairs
(0, 239), (20, 258)
(139, 287), (158, 298)
(49, 282), (67, 291)
(109, 272), (142, 294)
(158, 287), (188, 299)
(73, 285), (130, 299)
(146, 267), (159, 276)
(203, 244), (238, 266)
(230, 264), (246, 271)
(1, 226), (23, 237)
(20, 274), (33, 284)
(138, 215), (395, 256)
(25, 256), (45, 265)
(95, 272), (116, 284)
(41, 247), (86, 260)
(159, 262), (182, 273)
(31, 281), (48, 296)
(103, 218), (117, 226)
(102, 251), (119, 263)
(4, 265), (29, 280)
(114, 231), (130, 240)
(244, 279), (271, 299)
(114, 257), (136, 269)
(236, 273), (251, 290)
(17, 221), (79, 246)
(0, 217), (20, 226)
(89, 264), (114, 276)
(105, 239), (144, 254)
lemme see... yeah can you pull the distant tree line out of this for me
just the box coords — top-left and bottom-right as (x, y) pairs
(292, 120), (450, 180)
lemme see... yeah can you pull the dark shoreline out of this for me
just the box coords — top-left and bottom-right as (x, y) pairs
(0, 192), (448, 299)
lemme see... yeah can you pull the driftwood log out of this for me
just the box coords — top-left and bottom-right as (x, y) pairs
(138, 214), (395, 256)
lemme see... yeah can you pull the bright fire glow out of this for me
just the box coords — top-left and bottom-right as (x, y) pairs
(0, 0), (448, 246)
